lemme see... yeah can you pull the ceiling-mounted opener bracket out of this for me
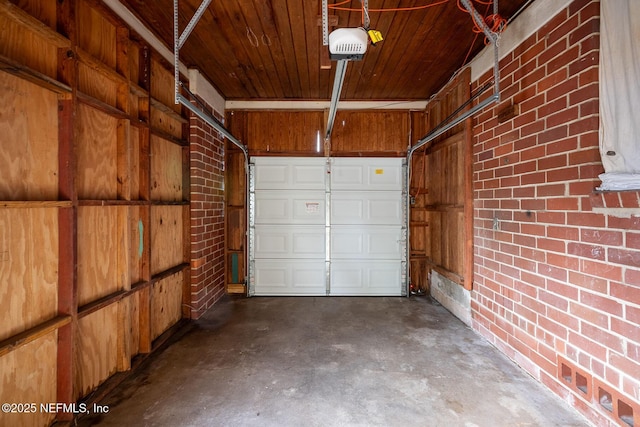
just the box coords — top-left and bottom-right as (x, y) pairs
(173, 0), (212, 104)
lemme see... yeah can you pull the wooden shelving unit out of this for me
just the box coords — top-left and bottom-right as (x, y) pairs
(0, 1), (190, 425)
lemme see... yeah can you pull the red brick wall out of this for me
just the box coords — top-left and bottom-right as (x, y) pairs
(472, 1), (640, 425)
(189, 100), (226, 319)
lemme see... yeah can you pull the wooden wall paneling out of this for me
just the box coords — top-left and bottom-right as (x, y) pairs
(77, 206), (120, 306)
(117, 205), (131, 292)
(128, 291), (141, 358)
(138, 126), (151, 201)
(151, 271), (184, 341)
(151, 135), (183, 202)
(226, 207), (245, 252)
(151, 107), (186, 142)
(76, 104), (118, 200)
(128, 40), (140, 88)
(150, 55), (180, 114)
(330, 111), (409, 155)
(150, 205), (184, 276)
(409, 208), (427, 257)
(13, 0), (57, 28)
(127, 125), (141, 200)
(416, 68), (471, 287)
(117, 119), (132, 200)
(245, 110), (324, 154)
(0, 208), (59, 341)
(57, 95), (77, 419)
(76, 0), (116, 69)
(409, 259), (429, 294)
(226, 151), (246, 207)
(463, 115), (473, 290)
(136, 44), (152, 351)
(56, 0), (77, 407)
(225, 148), (246, 291)
(129, 206), (146, 285)
(1, 0), (189, 413)
(181, 203), (191, 318)
(0, 330), (58, 427)
(0, 9), (60, 79)
(116, 296), (132, 372)
(129, 88), (141, 122)
(226, 110), (247, 144)
(74, 305), (118, 400)
(428, 211), (441, 267)
(0, 73), (59, 201)
(77, 61), (119, 107)
(115, 25), (129, 102)
(138, 284), (151, 354)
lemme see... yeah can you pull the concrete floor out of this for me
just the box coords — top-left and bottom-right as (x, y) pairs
(80, 296), (589, 427)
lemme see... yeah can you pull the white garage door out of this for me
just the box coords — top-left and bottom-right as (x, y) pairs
(249, 157), (406, 296)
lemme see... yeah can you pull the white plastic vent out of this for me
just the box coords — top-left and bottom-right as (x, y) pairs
(329, 28), (368, 60)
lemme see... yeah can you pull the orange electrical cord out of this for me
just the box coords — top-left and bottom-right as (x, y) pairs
(328, 0), (449, 13)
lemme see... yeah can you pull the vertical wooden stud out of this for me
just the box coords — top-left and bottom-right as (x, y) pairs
(57, 99), (77, 421)
(55, 0), (77, 419)
(116, 297), (132, 371)
(117, 120), (132, 200)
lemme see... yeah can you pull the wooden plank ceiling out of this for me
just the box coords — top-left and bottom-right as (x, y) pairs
(119, 0), (531, 101)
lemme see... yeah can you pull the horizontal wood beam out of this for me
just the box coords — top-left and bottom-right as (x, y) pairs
(0, 54), (72, 94)
(0, 316), (72, 358)
(0, 0), (71, 48)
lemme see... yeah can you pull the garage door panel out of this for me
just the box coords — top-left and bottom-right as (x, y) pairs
(331, 158), (402, 191)
(254, 260), (326, 295)
(254, 157), (325, 190)
(255, 191), (325, 224)
(331, 192), (402, 225)
(330, 261), (401, 295)
(255, 225), (325, 259)
(331, 226), (402, 259)
(251, 156), (405, 296)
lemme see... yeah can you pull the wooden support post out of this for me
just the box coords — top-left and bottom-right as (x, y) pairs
(56, 0), (77, 417)
(57, 98), (77, 420)
(182, 111), (192, 317)
(463, 70), (474, 291)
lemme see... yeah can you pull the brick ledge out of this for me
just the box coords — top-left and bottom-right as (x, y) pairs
(590, 190), (640, 217)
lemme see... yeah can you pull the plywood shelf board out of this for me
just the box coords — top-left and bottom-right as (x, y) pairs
(0, 201), (72, 208)
(226, 284), (246, 294)
(78, 199), (150, 206)
(0, 54), (71, 94)
(150, 126), (188, 147)
(130, 81), (148, 97)
(77, 90), (128, 119)
(78, 290), (127, 319)
(76, 47), (127, 86)
(150, 97), (187, 123)
(0, 315), (70, 358)
(150, 263), (190, 283)
(0, 0), (71, 48)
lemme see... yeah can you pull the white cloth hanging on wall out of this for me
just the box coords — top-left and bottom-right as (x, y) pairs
(598, 0), (640, 190)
